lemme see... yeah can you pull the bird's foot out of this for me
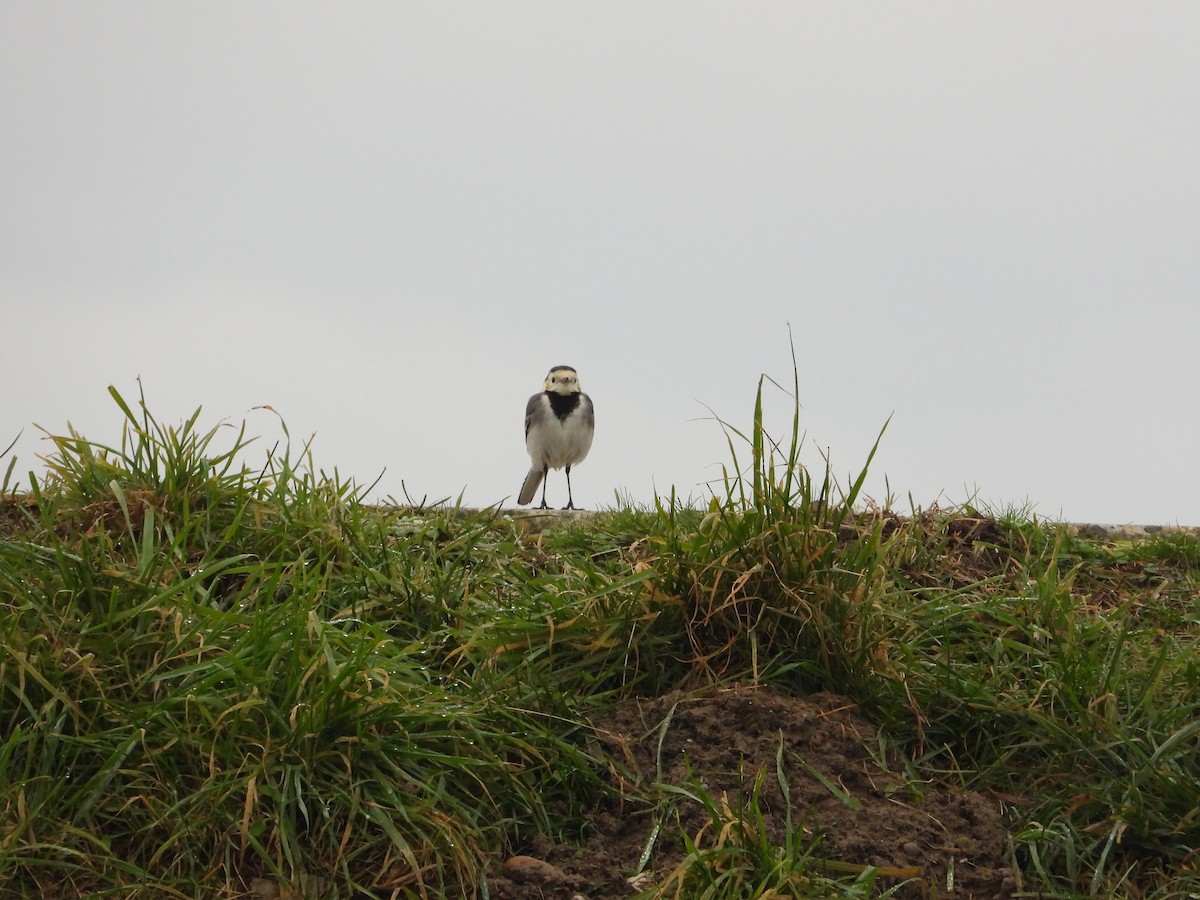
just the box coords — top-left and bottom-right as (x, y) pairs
(537, 500), (550, 510)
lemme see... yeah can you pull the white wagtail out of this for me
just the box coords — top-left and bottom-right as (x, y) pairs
(518, 365), (595, 510)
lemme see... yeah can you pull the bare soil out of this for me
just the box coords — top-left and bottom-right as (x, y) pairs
(490, 685), (1018, 899)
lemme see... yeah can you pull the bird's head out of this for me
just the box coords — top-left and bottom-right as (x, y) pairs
(543, 366), (581, 395)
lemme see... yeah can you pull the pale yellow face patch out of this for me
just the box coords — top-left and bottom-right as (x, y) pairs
(543, 367), (581, 394)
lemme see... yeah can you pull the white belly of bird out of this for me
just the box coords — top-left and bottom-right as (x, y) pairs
(531, 414), (593, 470)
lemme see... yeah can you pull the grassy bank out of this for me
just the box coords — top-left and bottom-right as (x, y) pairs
(2, 383), (1198, 898)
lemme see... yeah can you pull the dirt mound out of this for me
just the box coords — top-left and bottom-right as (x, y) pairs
(491, 685), (1017, 899)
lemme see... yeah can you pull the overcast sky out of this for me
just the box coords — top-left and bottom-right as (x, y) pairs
(3, 4), (1198, 524)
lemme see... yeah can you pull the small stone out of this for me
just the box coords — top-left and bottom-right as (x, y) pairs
(502, 855), (565, 883)
(902, 841), (923, 859)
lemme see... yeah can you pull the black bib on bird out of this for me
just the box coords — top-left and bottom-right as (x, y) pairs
(547, 392), (582, 422)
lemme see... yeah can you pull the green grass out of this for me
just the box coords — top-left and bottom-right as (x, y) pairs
(647, 746), (918, 900)
(2, 376), (1199, 898)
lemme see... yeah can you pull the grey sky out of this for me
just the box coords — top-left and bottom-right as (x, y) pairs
(3, 4), (1197, 523)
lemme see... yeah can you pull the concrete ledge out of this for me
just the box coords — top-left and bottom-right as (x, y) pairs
(1064, 523), (1200, 542)
(381, 505), (1200, 542)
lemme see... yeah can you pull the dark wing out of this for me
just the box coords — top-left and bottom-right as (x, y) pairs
(580, 393), (594, 431)
(524, 393), (543, 439)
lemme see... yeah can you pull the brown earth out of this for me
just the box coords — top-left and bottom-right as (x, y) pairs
(490, 685), (1019, 899)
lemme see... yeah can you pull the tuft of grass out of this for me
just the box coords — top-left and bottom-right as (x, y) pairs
(1, 386), (611, 896)
(641, 344), (894, 694)
(648, 767), (915, 899)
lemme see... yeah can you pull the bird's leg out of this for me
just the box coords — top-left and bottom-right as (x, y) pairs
(538, 465), (550, 509)
(563, 465), (575, 510)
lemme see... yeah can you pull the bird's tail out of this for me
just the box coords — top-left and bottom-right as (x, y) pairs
(517, 467), (544, 506)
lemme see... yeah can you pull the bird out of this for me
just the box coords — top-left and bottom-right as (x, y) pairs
(518, 365), (595, 510)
